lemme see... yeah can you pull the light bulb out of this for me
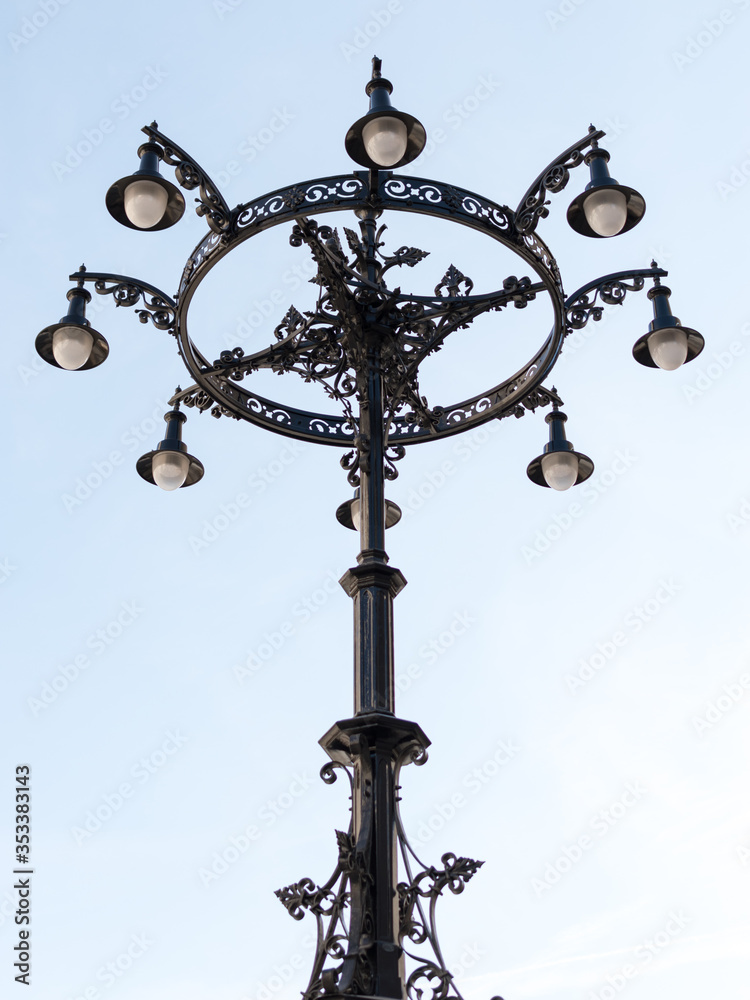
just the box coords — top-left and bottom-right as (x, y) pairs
(647, 328), (689, 370)
(351, 499), (362, 531)
(583, 187), (628, 237)
(123, 179), (169, 229)
(152, 450), (190, 491)
(362, 116), (409, 167)
(541, 451), (579, 491)
(51, 326), (94, 370)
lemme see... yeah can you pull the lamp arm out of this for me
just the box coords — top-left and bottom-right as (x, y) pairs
(564, 265), (668, 333)
(68, 268), (177, 332)
(140, 122), (232, 235)
(515, 125), (605, 234)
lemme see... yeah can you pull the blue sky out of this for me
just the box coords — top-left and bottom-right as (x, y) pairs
(3, 1), (749, 998)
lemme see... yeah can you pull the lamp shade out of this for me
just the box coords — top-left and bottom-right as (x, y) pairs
(336, 489), (402, 530)
(35, 284), (109, 371)
(632, 282), (704, 370)
(137, 405), (204, 489)
(568, 146), (645, 238)
(345, 59), (426, 170)
(106, 142), (185, 232)
(527, 403), (594, 490)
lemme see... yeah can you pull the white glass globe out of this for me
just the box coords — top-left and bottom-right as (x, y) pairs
(647, 327), (689, 370)
(351, 499), (362, 531)
(541, 451), (579, 491)
(51, 325), (94, 370)
(123, 179), (169, 229)
(152, 450), (190, 491)
(362, 116), (408, 167)
(583, 187), (628, 237)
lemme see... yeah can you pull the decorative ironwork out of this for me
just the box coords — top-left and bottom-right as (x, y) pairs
(515, 125), (605, 234)
(159, 169), (569, 445)
(275, 829), (354, 998)
(398, 852), (484, 1000)
(341, 435), (370, 488)
(277, 729), (490, 1000)
(142, 122), (233, 235)
(44, 86), (683, 1000)
(74, 271), (177, 332)
(435, 265), (474, 298)
(564, 268), (666, 332)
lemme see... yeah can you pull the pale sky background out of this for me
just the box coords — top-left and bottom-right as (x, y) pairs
(3, 1), (749, 999)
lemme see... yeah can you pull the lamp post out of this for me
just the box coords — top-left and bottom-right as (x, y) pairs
(36, 57), (703, 1000)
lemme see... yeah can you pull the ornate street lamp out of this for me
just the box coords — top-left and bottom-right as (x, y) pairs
(36, 57), (704, 1000)
(105, 137), (185, 231)
(35, 270), (109, 371)
(526, 399), (594, 491)
(566, 133), (646, 238)
(136, 398), (205, 490)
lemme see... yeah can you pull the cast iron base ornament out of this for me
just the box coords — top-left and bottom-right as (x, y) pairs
(37, 58), (703, 1000)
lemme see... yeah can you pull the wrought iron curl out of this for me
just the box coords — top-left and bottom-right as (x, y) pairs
(142, 123), (233, 235)
(405, 963), (454, 1000)
(320, 761), (354, 794)
(515, 126), (604, 235)
(384, 444), (406, 481)
(340, 434), (369, 487)
(92, 278), (176, 331)
(566, 275), (646, 331)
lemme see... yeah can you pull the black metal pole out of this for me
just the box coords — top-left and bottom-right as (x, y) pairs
(323, 197), (412, 997)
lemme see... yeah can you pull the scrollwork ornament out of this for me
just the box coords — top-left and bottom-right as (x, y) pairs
(144, 123), (233, 235)
(566, 275), (646, 331)
(515, 126), (604, 234)
(341, 447), (361, 487)
(320, 761), (354, 793)
(435, 265), (474, 298)
(384, 443), (406, 481)
(406, 963), (453, 1000)
(92, 278), (176, 331)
